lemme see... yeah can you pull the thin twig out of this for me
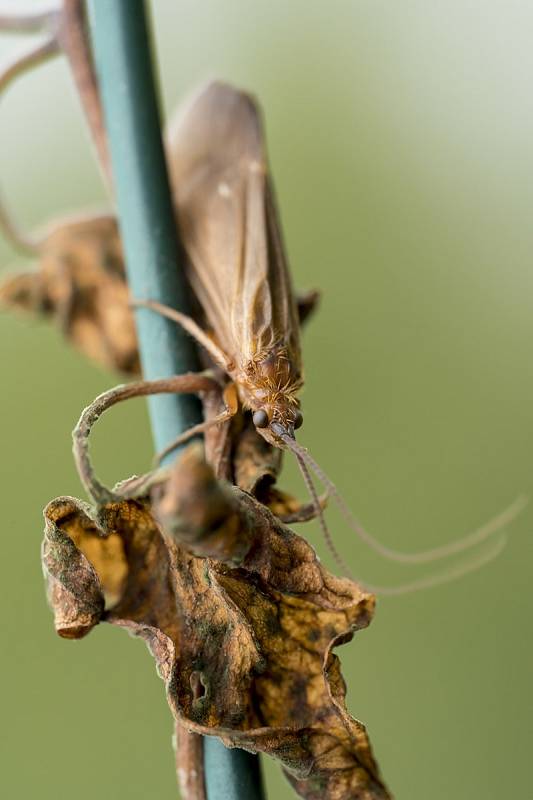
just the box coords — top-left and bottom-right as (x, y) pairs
(0, 34), (59, 253)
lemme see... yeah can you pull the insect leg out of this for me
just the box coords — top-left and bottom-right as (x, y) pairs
(265, 486), (329, 524)
(72, 371), (220, 506)
(132, 297), (232, 370)
(154, 382), (239, 465)
(276, 498), (328, 524)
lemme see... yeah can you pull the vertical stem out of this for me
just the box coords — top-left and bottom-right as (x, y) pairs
(87, 1), (265, 798)
(88, 0), (201, 452)
(203, 744), (265, 800)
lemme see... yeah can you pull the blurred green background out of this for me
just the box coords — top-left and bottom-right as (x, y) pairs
(1, 1), (532, 798)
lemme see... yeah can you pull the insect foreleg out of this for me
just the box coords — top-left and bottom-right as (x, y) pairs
(154, 382), (239, 465)
(265, 486), (329, 524)
(72, 371), (220, 506)
(132, 298), (232, 371)
(276, 497), (328, 524)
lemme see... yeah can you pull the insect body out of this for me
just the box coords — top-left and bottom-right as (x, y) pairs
(166, 81), (304, 448)
(0, 58), (520, 586)
(127, 80), (527, 586)
(130, 81), (526, 588)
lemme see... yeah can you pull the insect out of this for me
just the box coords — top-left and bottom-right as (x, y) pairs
(0, 30), (523, 587)
(127, 81), (524, 586)
(143, 83), (305, 453)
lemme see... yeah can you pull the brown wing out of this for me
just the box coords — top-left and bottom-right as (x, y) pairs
(166, 81), (301, 378)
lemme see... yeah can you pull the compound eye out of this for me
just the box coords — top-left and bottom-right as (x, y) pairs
(253, 409), (269, 428)
(293, 410), (304, 430)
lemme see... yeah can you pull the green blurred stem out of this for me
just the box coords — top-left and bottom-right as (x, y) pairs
(87, 2), (265, 799)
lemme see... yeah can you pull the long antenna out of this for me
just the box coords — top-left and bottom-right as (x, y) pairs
(289, 437), (526, 565)
(291, 441), (355, 578)
(285, 435), (519, 595)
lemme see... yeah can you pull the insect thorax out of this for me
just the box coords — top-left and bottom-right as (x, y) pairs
(238, 348), (303, 425)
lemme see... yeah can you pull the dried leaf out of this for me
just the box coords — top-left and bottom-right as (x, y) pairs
(43, 497), (106, 639)
(42, 444), (391, 800)
(0, 215), (139, 374)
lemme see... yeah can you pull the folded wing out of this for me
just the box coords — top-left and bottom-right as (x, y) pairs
(166, 81), (301, 379)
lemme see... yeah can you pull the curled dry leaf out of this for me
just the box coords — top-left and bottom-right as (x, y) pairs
(0, 214), (140, 374)
(42, 443), (391, 800)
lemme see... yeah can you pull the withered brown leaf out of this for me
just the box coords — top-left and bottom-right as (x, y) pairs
(0, 214), (139, 374)
(42, 444), (391, 800)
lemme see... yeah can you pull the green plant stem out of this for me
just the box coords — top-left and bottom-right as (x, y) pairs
(87, 2), (266, 798)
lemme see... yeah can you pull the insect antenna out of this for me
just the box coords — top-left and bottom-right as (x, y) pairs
(284, 436), (518, 594)
(361, 535), (507, 596)
(284, 435), (355, 578)
(284, 436), (526, 566)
